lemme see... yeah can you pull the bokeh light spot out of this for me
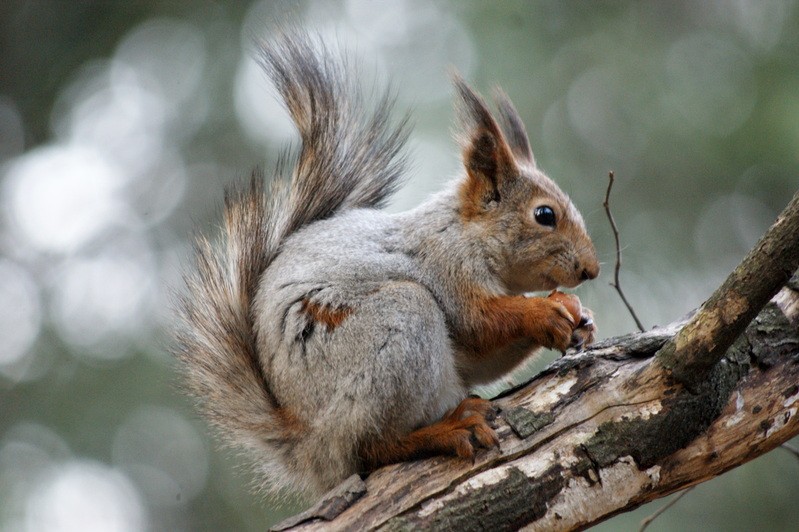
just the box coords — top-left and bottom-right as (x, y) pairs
(112, 406), (209, 507)
(664, 33), (756, 136)
(3, 144), (125, 254)
(50, 237), (156, 357)
(25, 460), (146, 532)
(0, 260), (41, 377)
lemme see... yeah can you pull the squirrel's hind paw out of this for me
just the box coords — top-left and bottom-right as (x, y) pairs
(428, 397), (500, 459)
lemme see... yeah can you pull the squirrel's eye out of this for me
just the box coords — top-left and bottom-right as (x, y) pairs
(534, 206), (556, 227)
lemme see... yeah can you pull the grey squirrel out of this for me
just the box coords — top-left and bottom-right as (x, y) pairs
(174, 33), (599, 498)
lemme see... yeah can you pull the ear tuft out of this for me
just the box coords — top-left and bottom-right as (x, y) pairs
(452, 74), (515, 214)
(452, 74), (498, 134)
(493, 89), (535, 165)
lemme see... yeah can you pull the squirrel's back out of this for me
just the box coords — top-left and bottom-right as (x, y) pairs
(175, 30), (600, 501)
(173, 33), (410, 495)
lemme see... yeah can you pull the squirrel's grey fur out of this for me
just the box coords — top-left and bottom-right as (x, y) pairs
(174, 33), (598, 498)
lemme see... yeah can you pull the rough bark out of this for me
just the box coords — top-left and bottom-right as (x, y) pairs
(657, 190), (799, 389)
(272, 192), (799, 531)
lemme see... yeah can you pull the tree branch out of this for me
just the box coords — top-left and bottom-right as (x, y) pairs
(656, 189), (799, 389)
(273, 191), (799, 531)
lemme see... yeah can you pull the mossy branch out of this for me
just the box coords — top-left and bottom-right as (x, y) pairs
(656, 189), (799, 389)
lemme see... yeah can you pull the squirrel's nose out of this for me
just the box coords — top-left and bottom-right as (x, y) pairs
(580, 265), (599, 281)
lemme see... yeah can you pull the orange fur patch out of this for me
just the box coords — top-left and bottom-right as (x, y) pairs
(301, 299), (352, 331)
(275, 406), (305, 439)
(458, 177), (488, 221)
(458, 293), (576, 356)
(458, 128), (515, 222)
(464, 295), (532, 354)
(357, 397), (497, 471)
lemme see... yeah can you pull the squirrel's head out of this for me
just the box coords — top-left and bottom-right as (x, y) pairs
(453, 77), (599, 293)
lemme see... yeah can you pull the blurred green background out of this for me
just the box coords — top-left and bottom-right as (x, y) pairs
(1, 1), (798, 530)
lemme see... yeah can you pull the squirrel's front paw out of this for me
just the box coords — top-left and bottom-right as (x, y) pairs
(532, 297), (576, 353)
(569, 307), (596, 351)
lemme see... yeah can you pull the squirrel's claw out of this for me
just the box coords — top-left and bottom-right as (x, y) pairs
(568, 308), (597, 353)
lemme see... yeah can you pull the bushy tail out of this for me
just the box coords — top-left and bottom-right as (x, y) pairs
(258, 33), (410, 233)
(173, 33), (409, 494)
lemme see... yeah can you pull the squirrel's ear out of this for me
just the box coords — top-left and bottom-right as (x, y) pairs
(453, 75), (516, 206)
(493, 89), (535, 166)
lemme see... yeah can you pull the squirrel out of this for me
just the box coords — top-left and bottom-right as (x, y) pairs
(174, 33), (599, 499)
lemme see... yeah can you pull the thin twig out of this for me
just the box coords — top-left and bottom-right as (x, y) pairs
(639, 486), (695, 532)
(603, 171), (646, 332)
(781, 442), (799, 461)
